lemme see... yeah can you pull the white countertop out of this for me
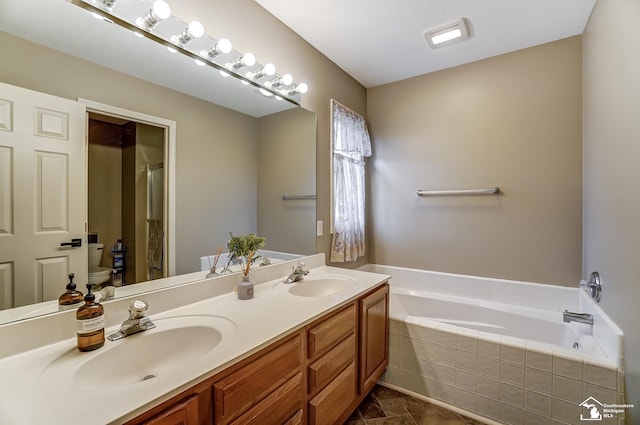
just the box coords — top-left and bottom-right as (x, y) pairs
(0, 256), (389, 425)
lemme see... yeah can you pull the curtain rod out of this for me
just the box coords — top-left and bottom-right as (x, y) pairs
(331, 98), (365, 120)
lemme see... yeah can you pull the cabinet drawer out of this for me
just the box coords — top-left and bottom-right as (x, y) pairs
(142, 394), (199, 425)
(229, 372), (303, 425)
(214, 334), (302, 424)
(308, 362), (357, 425)
(308, 332), (356, 396)
(307, 303), (356, 359)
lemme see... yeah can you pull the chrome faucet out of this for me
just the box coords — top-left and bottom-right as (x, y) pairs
(107, 300), (156, 341)
(284, 261), (309, 284)
(563, 310), (594, 325)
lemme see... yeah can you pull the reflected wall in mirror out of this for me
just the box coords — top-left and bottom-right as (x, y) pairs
(0, 29), (317, 325)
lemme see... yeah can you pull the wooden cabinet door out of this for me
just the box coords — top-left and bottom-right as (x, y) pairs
(142, 395), (199, 425)
(308, 362), (357, 425)
(359, 284), (389, 394)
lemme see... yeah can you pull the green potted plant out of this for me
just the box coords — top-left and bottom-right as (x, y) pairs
(227, 232), (266, 266)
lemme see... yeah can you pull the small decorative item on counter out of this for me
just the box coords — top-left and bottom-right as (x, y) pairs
(237, 251), (255, 300)
(206, 246), (223, 278)
(97, 285), (115, 302)
(58, 273), (84, 311)
(76, 284), (105, 352)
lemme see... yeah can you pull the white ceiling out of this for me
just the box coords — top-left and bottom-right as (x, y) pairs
(255, 0), (597, 88)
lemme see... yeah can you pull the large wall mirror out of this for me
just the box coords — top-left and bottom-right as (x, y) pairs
(0, 0), (317, 324)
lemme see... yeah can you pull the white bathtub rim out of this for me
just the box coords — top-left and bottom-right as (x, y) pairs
(362, 263), (574, 291)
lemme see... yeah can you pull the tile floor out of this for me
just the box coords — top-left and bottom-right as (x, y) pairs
(345, 385), (487, 425)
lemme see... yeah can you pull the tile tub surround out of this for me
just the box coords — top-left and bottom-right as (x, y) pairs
(356, 264), (626, 425)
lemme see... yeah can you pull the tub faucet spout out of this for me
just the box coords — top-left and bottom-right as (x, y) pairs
(563, 310), (593, 325)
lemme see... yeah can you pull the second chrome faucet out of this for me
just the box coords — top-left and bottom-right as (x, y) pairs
(283, 262), (309, 284)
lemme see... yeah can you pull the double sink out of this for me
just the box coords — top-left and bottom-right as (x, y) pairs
(38, 272), (357, 391)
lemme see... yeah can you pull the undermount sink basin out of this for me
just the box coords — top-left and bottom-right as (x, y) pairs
(39, 315), (236, 389)
(288, 274), (357, 297)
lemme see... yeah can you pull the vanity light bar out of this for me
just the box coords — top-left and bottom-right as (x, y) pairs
(69, 0), (308, 103)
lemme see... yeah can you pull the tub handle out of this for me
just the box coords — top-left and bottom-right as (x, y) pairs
(582, 271), (602, 303)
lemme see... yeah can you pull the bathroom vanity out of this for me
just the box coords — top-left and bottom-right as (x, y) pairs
(126, 283), (388, 425)
(0, 254), (390, 425)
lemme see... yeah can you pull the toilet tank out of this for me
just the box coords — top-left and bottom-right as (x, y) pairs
(88, 243), (104, 269)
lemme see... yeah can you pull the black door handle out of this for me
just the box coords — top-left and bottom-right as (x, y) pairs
(60, 238), (82, 248)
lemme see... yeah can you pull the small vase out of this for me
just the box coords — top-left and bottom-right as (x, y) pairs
(205, 267), (219, 278)
(237, 274), (254, 300)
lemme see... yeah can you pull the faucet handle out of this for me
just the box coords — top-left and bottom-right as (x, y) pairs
(129, 299), (149, 319)
(294, 261), (309, 274)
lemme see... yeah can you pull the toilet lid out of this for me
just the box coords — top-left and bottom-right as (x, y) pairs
(89, 266), (112, 276)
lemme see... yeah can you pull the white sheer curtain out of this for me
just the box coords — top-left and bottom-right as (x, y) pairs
(330, 100), (372, 262)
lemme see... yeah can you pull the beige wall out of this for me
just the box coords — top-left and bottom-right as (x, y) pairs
(257, 108), (317, 255)
(367, 37), (583, 286)
(583, 0), (640, 420)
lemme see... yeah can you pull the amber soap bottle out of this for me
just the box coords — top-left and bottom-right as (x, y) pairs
(76, 284), (105, 352)
(58, 273), (84, 311)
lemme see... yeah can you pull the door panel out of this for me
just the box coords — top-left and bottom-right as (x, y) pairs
(0, 82), (87, 309)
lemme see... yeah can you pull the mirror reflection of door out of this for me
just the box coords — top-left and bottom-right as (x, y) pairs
(87, 113), (165, 286)
(0, 82), (88, 309)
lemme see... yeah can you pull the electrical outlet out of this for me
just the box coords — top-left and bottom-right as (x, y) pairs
(316, 220), (323, 237)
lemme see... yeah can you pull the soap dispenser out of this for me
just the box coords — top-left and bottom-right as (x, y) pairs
(76, 284), (105, 352)
(58, 273), (84, 311)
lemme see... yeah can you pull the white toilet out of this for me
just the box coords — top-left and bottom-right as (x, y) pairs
(88, 243), (112, 286)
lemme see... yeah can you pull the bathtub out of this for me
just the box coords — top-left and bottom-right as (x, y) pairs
(359, 264), (626, 425)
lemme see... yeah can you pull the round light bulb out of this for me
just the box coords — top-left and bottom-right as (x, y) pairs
(242, 53), (256, 67)
(296, 83), (309, 94)
(263, 63), (276, 77)
(151, 0), (171, 19)
(217, 38), (232, 54)
(194, 59), (206, 67)
(281, 73), (293, 86)
(188, 21), (204, 38)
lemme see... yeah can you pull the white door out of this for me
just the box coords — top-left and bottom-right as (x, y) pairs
(0, 82), (87, 309)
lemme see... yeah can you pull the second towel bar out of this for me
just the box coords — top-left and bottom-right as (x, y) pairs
(282, 194), (317, 200)
(417, 187), (501, 196)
